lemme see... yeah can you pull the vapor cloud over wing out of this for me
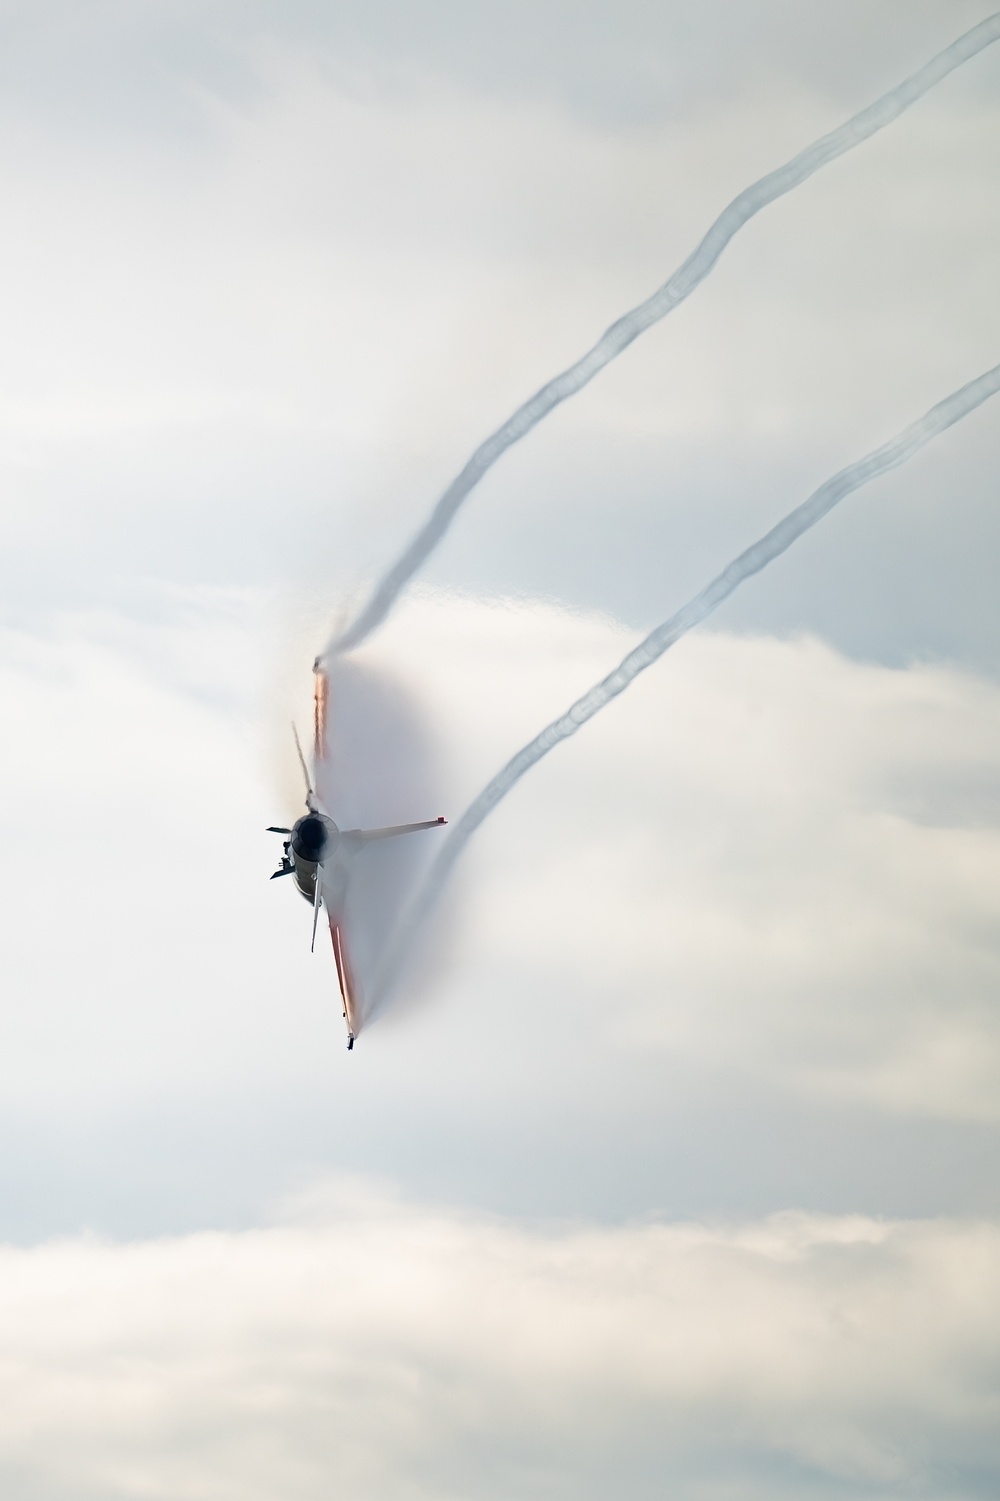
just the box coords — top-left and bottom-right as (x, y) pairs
(377, 360), (1000, 994)
(312, 656), (447, 1031)
(334, 11), (1000, 653)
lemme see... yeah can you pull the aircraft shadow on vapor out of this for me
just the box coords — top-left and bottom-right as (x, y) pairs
(268, 662), (446, 1050)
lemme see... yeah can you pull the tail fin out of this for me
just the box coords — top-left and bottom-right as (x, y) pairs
(292, 723), (318, 813)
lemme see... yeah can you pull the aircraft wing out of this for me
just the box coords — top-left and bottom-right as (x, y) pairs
(342, 816), (446, 844)
(328, 911), (359, 1049)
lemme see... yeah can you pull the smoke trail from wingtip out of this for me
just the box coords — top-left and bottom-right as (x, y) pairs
(372, 360), (1000, 999)
(333, 13), (1000, 655)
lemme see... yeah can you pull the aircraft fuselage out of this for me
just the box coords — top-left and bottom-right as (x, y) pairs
(270, 796), (446, 1051)
(288, 812), (343, 904)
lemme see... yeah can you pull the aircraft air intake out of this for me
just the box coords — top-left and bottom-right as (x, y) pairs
(292, 815), (337, 863)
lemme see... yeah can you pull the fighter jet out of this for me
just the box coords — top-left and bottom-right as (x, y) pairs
(268, 664), (446, 1049)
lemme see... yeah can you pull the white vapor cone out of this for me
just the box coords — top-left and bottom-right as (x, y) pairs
(335, 11), (1000, 653)
(312, 656), (447, 1029)
(375, 359), (1000, 999)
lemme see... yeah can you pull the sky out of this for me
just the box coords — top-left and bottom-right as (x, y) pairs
(1, 1), (999, 1496)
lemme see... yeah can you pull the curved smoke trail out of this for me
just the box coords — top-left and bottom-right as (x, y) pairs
(373, 360), (1000, 1002)
(335, 13), (1000, 654)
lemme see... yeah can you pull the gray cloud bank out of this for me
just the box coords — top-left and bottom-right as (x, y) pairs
(333, 14), (1000, 652)
(2, 0), (994, 135)
(1, 1), (996, 675)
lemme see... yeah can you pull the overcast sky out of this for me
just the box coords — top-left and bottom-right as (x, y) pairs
(1, 2), (999, 1497)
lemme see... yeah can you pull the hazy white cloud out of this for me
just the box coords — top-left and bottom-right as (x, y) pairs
(368, 592), (1000, 1123)
(0, 1187), (996, 1499)
(6, 587), (1000, 1144)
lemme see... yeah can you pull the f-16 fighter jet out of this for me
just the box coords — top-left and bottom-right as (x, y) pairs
(268, 662), (446, 1049)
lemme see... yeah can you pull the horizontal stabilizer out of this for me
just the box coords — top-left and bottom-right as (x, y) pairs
(343, 816), (447, 844)
(310, 869), (323, 951)
(266, 826), (292, 834)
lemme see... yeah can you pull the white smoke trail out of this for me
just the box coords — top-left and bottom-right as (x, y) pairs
(334, 13), (1000, 655)
(372, 360), (1000, 1003)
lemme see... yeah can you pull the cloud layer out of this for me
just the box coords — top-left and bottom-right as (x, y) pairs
(0, 1187), (997, 1500)
(1, 9), (998, 1489)
(373, 593), (1000, 1122)
(4, 588), (999, 1232)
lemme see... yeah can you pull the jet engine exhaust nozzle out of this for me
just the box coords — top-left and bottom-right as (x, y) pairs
(291, 813), (340, 863)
